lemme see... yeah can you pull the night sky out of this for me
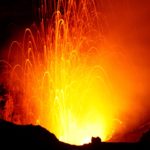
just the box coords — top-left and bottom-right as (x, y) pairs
(0, 0), (33, 50)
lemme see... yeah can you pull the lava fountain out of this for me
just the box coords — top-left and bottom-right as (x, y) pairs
(0, 0), (148, 145)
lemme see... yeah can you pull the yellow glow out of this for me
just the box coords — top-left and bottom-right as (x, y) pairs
(2, 0), (140, 145)
(37, 47), (116, 145)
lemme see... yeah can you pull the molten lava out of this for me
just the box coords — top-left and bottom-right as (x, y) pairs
(1, 0), (149, 145)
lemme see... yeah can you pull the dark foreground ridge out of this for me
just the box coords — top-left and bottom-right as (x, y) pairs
(0, 119), (150, 149)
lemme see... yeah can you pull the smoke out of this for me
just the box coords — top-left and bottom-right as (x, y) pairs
(95, 0), (150, 135)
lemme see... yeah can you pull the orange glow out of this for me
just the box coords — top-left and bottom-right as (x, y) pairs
(1, 0), (150, 145)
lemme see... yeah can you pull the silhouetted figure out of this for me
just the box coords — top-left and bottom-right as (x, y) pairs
(91, 137), (101, 145)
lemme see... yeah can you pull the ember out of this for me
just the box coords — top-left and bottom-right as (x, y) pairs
(0, 0), (149, 145)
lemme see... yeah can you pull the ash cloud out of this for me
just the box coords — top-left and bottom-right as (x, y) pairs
(96, 0), (150, 135)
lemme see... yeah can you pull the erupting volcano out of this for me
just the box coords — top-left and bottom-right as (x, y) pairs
(0, 0), (150, 145)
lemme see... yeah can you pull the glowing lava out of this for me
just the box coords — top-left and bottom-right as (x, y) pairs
(0, 0), (143, 145)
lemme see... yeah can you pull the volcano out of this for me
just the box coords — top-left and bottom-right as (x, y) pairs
(0, 0), (150, 146)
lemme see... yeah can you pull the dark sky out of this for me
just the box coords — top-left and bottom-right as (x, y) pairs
(0, 0), (33, 50)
